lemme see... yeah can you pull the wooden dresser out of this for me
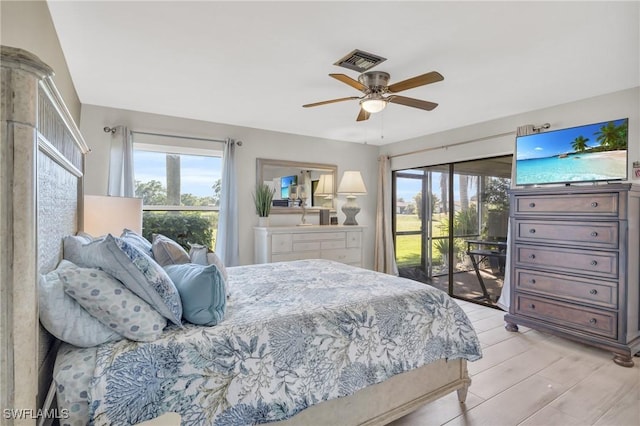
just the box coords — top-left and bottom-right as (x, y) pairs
(504, 184), (640, 366)
(254, 225), (364, 267)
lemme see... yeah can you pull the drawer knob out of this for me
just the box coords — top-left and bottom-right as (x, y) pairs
(528, 303), (536, 309)
(529, 228), (536, 234)
(590, 260), (598, 266)
(589, 318), (597, 325)
(529, 202), (536, 208)
(528, 254), (536, 260)
(590, 289), (598, 295)
(591, 231), (598, 237)
(530, 279), (536, 284)
(591, 202), (598, 208)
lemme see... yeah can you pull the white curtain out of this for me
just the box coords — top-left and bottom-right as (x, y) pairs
(496, 125), (536, 311)
(374, 155), (399, 275)
(107, 126), (134, 197)
(215, 139), (239, 266)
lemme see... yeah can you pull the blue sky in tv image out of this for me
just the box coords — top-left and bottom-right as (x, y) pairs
(516, 118), (628, 160)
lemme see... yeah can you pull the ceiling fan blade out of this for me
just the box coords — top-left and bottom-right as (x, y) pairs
(388, 95), (438, 111)
(302, 96), (360, 108)
(387, 71), (444, 93)
(356, 108), (370, 122)
(330, 74), (368, 92)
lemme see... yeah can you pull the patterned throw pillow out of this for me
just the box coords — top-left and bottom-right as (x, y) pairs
(120, 228), (153, 258)
(164, 263), (226, 326)
(63, 234), (183, 326)
(38, 260), (122, 347)
(152, 234), (190, 266)
(60, 267), (166, 341)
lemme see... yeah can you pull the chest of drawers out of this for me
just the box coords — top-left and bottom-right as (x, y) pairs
(504, 184), (640, 367)
(254, 225), (364, 267)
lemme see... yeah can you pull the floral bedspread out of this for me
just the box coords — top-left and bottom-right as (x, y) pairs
(89, 260), (481, 425)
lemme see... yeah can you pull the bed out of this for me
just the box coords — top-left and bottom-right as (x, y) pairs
(1, 46), (481, 426)
(53, 259), (481, 425)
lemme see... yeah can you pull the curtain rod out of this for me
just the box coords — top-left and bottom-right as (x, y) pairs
(103, 126), (241, 145)
(387, 130), (516, 159)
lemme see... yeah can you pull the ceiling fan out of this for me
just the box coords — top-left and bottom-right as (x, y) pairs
(302, 70), (444, 121)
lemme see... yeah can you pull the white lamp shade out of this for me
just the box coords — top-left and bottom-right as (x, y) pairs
(360, 98), (387, 113)
(337, 171), (367, 196)
(83, 195), (143, 236)
(315, 174), (334, 196)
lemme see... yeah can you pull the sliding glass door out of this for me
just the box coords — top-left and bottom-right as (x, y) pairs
(393, 155), (512, 305)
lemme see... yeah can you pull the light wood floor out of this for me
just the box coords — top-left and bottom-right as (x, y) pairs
(390, 300), (640, 426)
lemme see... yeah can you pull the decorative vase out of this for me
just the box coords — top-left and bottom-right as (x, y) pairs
(258, 216), (270, 227)
(341, 196), (361, 225)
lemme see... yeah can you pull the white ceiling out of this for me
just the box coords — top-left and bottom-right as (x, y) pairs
(47, 1), (639, 145)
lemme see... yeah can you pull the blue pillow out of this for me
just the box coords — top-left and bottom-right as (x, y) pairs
(164, 264), (226, 326)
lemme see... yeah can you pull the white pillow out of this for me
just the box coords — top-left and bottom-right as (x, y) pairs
(38, 260), (122, 347)
(188, 243), (209, 266)
(62, 233), (95, 265)
(60, 266), (166, 342)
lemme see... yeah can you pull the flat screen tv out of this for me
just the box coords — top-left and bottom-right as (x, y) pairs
(515, 118), (628, 186)
(280, 175), (297, 198)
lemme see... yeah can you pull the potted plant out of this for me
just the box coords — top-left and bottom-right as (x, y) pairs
(253, 183), (275, 226)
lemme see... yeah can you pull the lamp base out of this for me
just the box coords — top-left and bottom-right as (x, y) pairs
(341, 196), (361, 225)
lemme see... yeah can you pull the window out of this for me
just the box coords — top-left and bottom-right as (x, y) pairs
(133, 134), (223, 250)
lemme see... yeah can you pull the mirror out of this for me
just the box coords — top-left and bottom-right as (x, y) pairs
(256, 158), (337, 214)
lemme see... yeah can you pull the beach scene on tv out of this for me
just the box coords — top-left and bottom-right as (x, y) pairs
(516, 118), (628, 185)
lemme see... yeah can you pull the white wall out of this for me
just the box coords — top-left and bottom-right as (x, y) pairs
(382, 87), (640, 183)
(80, 104), (380, 267)
(0, 0), (81, 123)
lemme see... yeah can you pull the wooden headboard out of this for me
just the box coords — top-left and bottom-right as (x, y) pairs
(1, 46), (89, 420)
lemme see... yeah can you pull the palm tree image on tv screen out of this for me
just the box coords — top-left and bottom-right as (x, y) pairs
(515, 118), (628, 185)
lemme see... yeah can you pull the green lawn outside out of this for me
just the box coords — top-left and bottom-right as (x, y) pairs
(395, 214), (449, 267)
(395, 214), (422, 232)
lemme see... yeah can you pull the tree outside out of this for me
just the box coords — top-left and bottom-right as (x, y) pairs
(135, 178), (221, 207)
(135, 179), (220, 249)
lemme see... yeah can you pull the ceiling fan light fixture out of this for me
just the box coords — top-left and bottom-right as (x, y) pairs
(360, 98), (387, 113)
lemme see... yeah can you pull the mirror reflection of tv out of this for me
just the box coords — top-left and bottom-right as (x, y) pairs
(280, 175), (297, 198)
(515, 118), (628, 186)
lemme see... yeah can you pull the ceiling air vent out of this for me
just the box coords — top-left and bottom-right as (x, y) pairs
(334, 49), (387, 73)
